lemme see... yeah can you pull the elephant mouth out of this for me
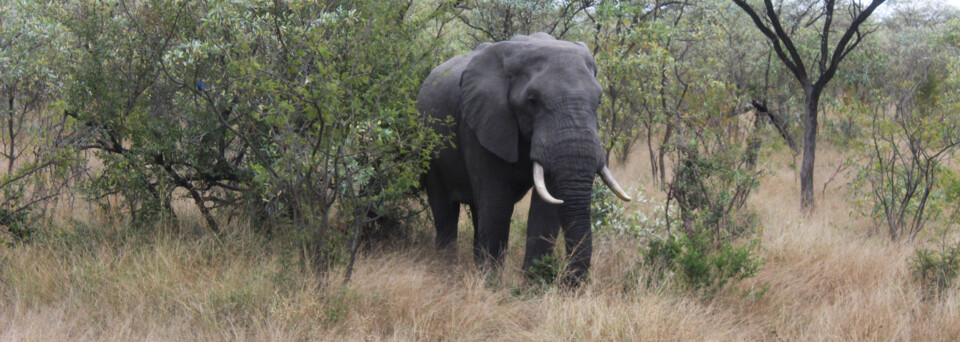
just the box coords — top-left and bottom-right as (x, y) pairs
(532, 162), (632, 204)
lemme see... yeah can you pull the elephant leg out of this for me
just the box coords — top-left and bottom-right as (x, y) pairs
(426, 172), (460, 251)
(474, 203), (514, 266)
(430, 198), (460, 251)
(522, 193), (561, 270)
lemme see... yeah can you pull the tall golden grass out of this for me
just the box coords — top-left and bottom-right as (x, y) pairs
(1, 146), (958, 341)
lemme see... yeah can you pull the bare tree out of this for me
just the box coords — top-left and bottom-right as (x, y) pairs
(730, 0), (886, 212)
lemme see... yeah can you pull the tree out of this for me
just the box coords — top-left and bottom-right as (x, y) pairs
(54, 0), (445, 282)
(850, 5), (960, 241)
(0, 0), (83, 244)
(731, 0), (886, 212)
(453, 0), (595, 45)
(590, 1), (680, 178)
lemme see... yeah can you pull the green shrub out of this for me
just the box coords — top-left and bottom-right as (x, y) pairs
(912, 240), (960, 299)
(645, 120), (764, 295)
(642, 230), (762, 295)
(668, 148), (762, 241)
(50, 0), (451, 280)
(848, 24), (960, 241)
(1, 1), (82, 245)
(592, 180), (674, 238)
(528, 253), (562, 288)
(0, 207), (36, 245)
(850, 74), (959, 241)
(510, 254), (563, 297)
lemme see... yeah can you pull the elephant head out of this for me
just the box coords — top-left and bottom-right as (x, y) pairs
(459, 33), (631, 282)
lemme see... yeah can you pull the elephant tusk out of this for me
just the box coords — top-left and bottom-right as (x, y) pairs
(533, 162), (564, 205)
(600, 166), (632, 202)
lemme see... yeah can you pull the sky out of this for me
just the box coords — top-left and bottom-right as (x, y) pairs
(877, 0), (960, 16)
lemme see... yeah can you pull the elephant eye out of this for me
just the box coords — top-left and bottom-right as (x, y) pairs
(526, 97), (539, 108)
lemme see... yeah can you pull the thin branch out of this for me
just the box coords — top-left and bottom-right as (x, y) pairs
(816, 0), (886, 88)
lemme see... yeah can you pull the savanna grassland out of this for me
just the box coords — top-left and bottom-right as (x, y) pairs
(3, 1), (960, 341)
(2, 146), (958, 341)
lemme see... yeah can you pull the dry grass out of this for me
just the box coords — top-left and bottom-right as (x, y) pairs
(1, 145), (959, 341)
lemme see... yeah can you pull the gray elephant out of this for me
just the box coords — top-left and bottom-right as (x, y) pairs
(417, 32), (631, 284)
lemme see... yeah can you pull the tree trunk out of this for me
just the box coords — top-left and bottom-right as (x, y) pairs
(658, 123), (674, 187)
(752, 99), (798, 155)
(7, 96), (15, 174)
(800, 87), (821, 213)
(646, 126), (658, 186)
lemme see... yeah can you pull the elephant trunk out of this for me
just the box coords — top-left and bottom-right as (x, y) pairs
(551, 131), (603, 285)
(556, 175), (594, 285)
(530, 102), (608, 285)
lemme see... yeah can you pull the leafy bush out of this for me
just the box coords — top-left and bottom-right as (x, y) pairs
(588, 133), (764, 295)
(668, 149), (762, 241)
(851, 70), (960, 241)
(453, 0), (593, 44)
(588, 3), (767, 294)
(592, 180), (674, 238)
(527, 253), (562, 288)
(642, 227), (762, 295)
(821, 96), (868, 148)
(912, 239), (960, 300)
(912, 173), (960, 299)
(591, 1), (665, 165)
(848, 15), (960, 241)
(42, 0), (449, 280)
(0, 207), (35, 245)
(509, 254), (564, 297)
(0, 1), (83, 244)
(651, 140), (764, 295)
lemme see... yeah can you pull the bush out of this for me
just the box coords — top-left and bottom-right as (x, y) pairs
(509, 253), (564, 297)
(0, 1), (83, 244)
(912, 239), (960, 299)
(668, 149), (762, 241)
(912, 173), (960, 299)
(651, 147), (763, 295)
(642, 228), (762, 295)
(0, 207), (35, 245)
(849, 18), (960, 241)
(592, 180), (673, 238)
(588, 138), (764, 295)
(851, 72), (960, 241)
(45, 0), (450, 282)
(527, 253), (562, 288)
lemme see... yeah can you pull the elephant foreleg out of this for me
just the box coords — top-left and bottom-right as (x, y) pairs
(474, 203), (514, 267)
(426, 173), (460, 252)
(522, 193), (561, 271)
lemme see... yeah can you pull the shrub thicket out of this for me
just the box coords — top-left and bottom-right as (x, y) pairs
(0, 0), (451, 279)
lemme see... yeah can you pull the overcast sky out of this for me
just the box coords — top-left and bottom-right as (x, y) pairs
(879, 0), (960, 15)
(892, 0), (960, 8)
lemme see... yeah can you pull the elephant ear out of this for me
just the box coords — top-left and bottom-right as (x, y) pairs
(459, 43), (519, 163)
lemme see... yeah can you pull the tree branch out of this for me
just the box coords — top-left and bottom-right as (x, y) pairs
(730, 0), (807, 85)
(816, 0), (886, 88)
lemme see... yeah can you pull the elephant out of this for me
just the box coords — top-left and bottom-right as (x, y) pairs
(417, 32), (631, 284)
